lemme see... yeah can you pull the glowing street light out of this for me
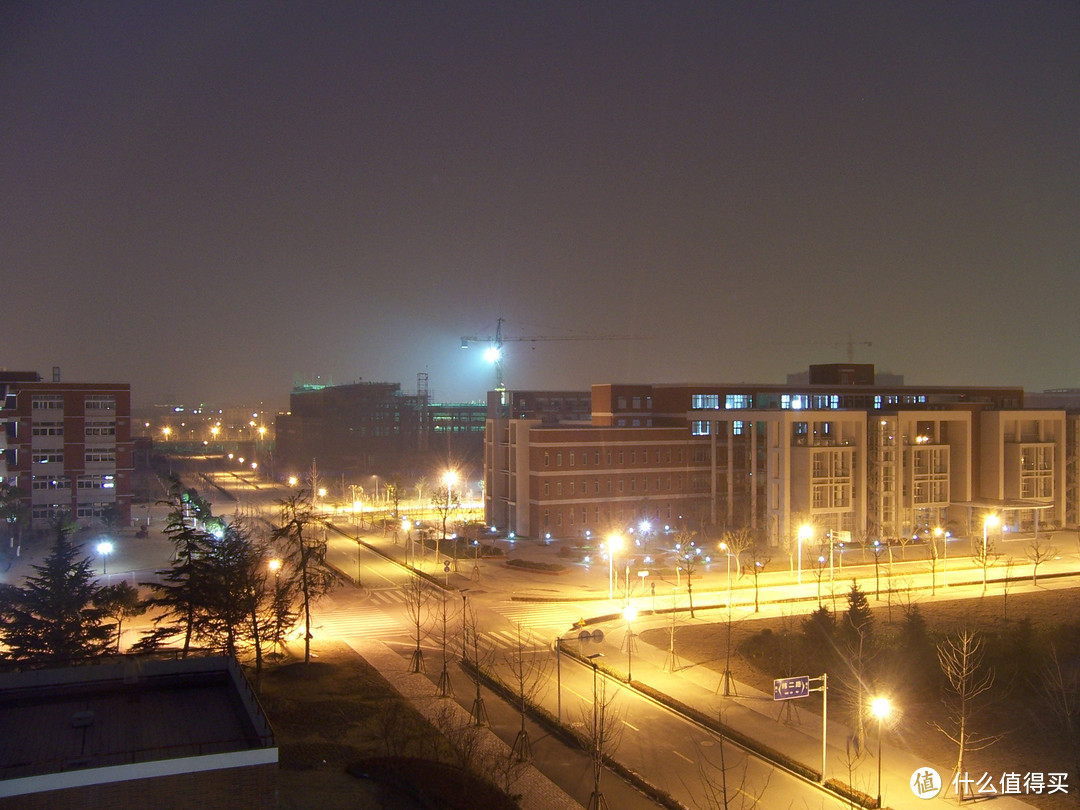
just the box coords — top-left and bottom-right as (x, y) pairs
(797, 524), (813, 585)
(871, 696), (892, 808)
(97, 541), (114, 575)
(606, 534), (623, 601)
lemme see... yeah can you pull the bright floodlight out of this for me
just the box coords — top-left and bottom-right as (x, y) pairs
(268, 558), (282, 572)
(871, 696), (891, 719)
(607, 534), (623, 554)
(639, 520), (651, 533)
(798, 524), (813, 541)
(984, 514), (999, 529)
(623, 606), (638, 623)
(97, 541), (113, 555)
(444, 470), (458, 486)
(484, 346), (501, 364)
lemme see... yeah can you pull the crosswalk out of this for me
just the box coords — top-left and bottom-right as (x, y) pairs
(490, 601), (586, 634)
(308, 603), (406, 641)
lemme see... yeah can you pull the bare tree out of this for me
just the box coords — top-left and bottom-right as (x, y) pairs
(1037, 645), (1080, 780)
(926, 532), (941, 595)
(684, 722), (772, 810)
(504, 622), (551, 761)
(934, 629), (1001, 802)
(1026, 536), (1057, 586)
(403, 571), (433, 673)
(674, 527), (700, 618)
(972, 534), (998, 597)
(581, 669), (623, 810)
(746, 544), (771, 613)
(1001, 557), (1016, 620)
(431, 482), (461, 565)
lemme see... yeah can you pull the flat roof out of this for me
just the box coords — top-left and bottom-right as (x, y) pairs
(0, 656), (273, 782)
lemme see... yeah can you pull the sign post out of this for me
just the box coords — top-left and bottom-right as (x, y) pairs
(773, 673), (828, 784)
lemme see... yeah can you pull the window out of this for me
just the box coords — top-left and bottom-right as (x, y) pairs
(733, 420), (744, 435)
(544, 482), (550, 496)
(725, 394), (750, 409)
(85, 395), (115, 411)
(692, 420), (710, 436)
(32, 422), (63, 436)
(618, 452), (624, 464)
(569, 452), (575, 467)
(556, 482), (562, 496)
(594, 452), (600, 465)
(85, 421), (116, 437)
(618, 396), (627, 408)
(631, 451), (636, 464)
(33, 451), (64, 464)
(618, 480), (624, 493)
(556, 452), (563, 467)
(606, 452), (612, 464)
(594, 479), (599, 493)
(632, 396), (641, 409)
(569, 481), (575, 495)
(32, 476), (69, 490)
(32, 395), (64, 410)
(544, 452), (550, 467)
(692, 394), (720, 409)
(85, 450), (116, 463)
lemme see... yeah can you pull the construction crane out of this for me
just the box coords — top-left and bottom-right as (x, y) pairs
(460, 318), (640, 390)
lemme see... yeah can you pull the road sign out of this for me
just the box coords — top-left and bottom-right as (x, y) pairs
(773, 675), (811, 701)
(443, 560), (451, 573)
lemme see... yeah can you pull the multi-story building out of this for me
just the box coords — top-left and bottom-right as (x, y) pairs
(1, 371), (133, 531)
(274, 377), (486, 483)
(489, 366), (1076, 548)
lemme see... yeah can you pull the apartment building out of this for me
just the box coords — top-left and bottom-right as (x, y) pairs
(0, 371), (133, 531)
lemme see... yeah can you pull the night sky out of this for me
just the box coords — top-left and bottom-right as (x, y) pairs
(2, 3), (1077, 408)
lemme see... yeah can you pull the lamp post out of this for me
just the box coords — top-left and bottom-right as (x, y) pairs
(268, 558), (282, 655)
(797, 524), (812, 585)
(982, 514), (999, 595)
(622, 606), (637, 681)
(606, 534), (623, 601)
(871, 697), (891, 809)
(97, 541), (113, 576)
(934, 527), (945, 590)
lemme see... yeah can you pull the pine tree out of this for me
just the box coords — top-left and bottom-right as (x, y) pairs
(136, 484), (216, 656)
(0, 521), (112, 662)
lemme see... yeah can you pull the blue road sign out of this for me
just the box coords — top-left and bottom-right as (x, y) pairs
(773, 675), (811, 701)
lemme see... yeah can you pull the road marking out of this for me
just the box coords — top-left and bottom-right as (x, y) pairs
(623, 720), (639, 731)
(563, 685), (588, 701)
(673, 750), (694, 764)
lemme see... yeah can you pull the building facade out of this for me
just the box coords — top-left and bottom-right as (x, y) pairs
(487, 368), (1078, 548)
(274, 380), (486, 483)
(1, 371), (133, 531)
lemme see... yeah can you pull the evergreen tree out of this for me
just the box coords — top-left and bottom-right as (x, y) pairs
(0, 521), (112, 662)
(843, 581), (874, 645)
(271, 491), (338, 663)
(136, 483), (216, 656)
(95, 581), (145, 654)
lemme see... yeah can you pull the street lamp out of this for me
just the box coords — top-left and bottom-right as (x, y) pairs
(797, 524), (812, 585)
(622, 606), (637, 681)
(871, 696), (892, 809)
(606, 534), (623, 601)
(934, 527), (946, 590)
(97, 541), (114, 575)
(982, 514), (999, 595)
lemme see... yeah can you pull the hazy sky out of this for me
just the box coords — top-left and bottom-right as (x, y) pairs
(2, 2), (1077, 408)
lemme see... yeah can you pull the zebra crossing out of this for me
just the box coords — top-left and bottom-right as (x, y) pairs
(308, 603), (407, 641)
(490, 601), (586, 634)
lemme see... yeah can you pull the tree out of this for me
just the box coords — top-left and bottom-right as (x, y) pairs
(0, 520), (112, 662)
(1026, 536), (1057, 586)
(271, 491), (339, 663)
(95, 581), (145, 653)
(0, 482), (28, 550)
(431, 483), (461, 567)
(934, 629), (1000, 802)
(505, 622), (550, 761)
(685, 721), (772, 809)
(137, 484), (217, 656)
(1038, 645), (1080, 782)
(674, 528), (700, 618)
(582, 666), (623, 810)
(403, 570), (432, 673)
(972, 533), (998, 597)
(746, 544), (771, 613)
